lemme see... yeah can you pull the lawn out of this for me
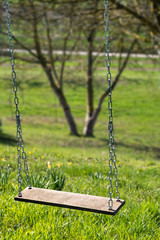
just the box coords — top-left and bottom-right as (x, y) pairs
(0, 56), (160, 239)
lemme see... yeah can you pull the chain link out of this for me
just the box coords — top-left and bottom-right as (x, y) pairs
(4, 0), (31, 196)
(104, 0), (120, 210)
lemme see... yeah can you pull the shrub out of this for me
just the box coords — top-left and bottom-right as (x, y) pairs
(23, 167), (65, 191)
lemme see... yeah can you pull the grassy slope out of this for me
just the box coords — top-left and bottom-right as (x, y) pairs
(0, 56), (160, 240)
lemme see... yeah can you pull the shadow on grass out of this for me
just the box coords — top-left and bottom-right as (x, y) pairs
(100, 137), (160, 159)
(38, 134), (160, 158)
(0, 131), (17, 146)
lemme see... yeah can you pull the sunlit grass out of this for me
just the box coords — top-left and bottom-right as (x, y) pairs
(0, 57), (160, 239)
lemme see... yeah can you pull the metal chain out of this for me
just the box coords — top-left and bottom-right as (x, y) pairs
(104, 0), (120, 210)
(4, 0), (31, 196)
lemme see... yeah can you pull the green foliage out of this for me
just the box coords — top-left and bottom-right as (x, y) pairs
(90, 171), (107, 181)
(25, 168), (65, 191)
(48, 168), (65, 191)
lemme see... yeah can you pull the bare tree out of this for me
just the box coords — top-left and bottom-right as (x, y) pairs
(2, 0), (80, 135)
(76, 0), (139, 136)
(1, 0), (142, 137)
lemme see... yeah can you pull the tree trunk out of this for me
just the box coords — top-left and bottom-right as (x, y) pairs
(84, 38), (137, 137)
(56, 88), (79, 136)
(87, 31), (94, 117)
(83, 115), (94, 137)
(46, 68), (79, 136)
(83, 91), (106, 137)
(83, 30), (95, 137)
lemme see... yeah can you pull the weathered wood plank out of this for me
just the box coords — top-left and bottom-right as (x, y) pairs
(14, 187), (125, 215)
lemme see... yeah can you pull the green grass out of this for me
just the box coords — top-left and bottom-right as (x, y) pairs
(0, 56), (160, 239)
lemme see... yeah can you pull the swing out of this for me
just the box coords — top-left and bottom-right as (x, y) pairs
(4, 0), (125, 215)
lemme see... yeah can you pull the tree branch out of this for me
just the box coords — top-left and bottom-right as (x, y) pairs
(59, 3), (74, 89)
(0, 30), (37, 59)
(29, 0), (48, 69)
(92, 37), (138, 126)
(112, 0), (160, 34)
(43, 2), (59, 85)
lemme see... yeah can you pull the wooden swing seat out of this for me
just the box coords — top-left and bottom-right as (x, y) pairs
(14, 187), (125, 215)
